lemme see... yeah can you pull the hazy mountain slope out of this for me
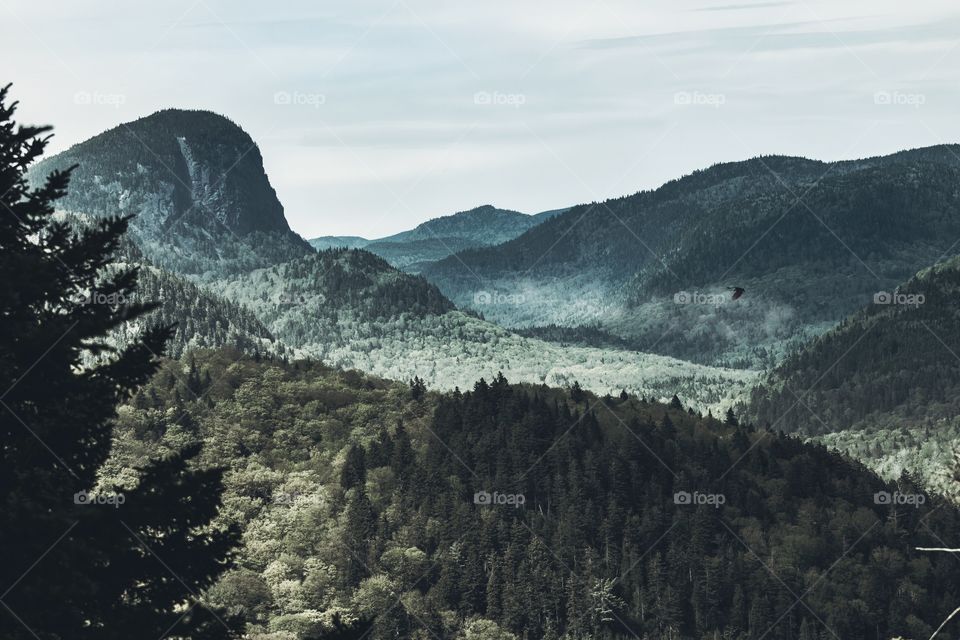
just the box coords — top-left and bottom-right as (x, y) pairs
(746, 255), (960, 493)
(28, 109), (313, 280)
(748, 255), (960, 435)
(310, 205), (561, 272)
(216, 249), (757, 411)
(307, 236), (369, 251)
(104, 349), (960, 640)
(422, 148), (960, 367)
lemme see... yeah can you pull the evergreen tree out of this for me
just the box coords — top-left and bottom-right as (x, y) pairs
(724, 407), (739, 427)
(0, 85), (239, 639)
(570, 381), (585, 403)
(340, 443), (367, 490)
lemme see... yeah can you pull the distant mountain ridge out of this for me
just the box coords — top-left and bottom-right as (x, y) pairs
(309, 204), (566, 272)
(421, 147), (960, 368)
(307, 235), (369, 251)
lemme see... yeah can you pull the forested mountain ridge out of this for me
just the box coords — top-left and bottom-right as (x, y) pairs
(422, 147), (960, 367)
(310, 204), (564, 272)
(746, 255), (960, 494)
(28, 108), (313, 280)
(105, 348), (960, 640)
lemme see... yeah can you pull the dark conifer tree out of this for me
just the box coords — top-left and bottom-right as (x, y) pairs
(0, 85), (239, 639)
(340, 443), (367, 490)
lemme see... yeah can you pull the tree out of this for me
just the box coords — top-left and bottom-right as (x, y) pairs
(340, 443), (367, 490)
(0, 85), (239, 639)
(410, 375), (426, 401)
(725, 407), (739, 427)
(570, 381), (585, 403)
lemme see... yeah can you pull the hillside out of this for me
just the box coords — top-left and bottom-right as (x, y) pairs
(102, 348), (960, 640)
(422, 148), (960, 367)
(50, 211), (280, 361)
(122, 265), (279, 359)
(29, 109), (313, 280)
(215, 248), (758, 411)
(747, 255), (960, 492)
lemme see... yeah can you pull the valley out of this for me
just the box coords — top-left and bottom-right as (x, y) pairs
(9, 97), (960, 640)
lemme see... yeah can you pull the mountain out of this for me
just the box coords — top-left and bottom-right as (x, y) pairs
(746, 255), (960, 494)
(103, 347), (960, 640)
(309, 205), (564, 272)
(29, 109), (313, 281)
(421, 147), (960, 368)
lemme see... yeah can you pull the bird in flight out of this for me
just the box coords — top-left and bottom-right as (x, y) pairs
(728, 287), (745, 301)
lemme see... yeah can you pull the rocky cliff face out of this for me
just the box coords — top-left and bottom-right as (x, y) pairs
(29, 109), (312, 280)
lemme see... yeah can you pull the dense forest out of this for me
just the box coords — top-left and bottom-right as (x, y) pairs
(104, 348), (960, 639)
(745, 255), (960, 496)
(748, 255), (960, 436)
(214, 247), (757, 410)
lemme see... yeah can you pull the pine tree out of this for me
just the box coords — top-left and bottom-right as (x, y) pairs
(342, 488), (376, 586)
(0, 85), (239, 639)
(340, 443), (367, 490)
(724, 407), (739, 427)
(570, 381), (585, 403)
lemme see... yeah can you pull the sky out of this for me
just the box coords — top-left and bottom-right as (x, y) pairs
(4, 0), (960, 238)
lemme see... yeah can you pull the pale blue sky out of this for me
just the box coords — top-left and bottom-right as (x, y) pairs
(4, 0), (960, 237)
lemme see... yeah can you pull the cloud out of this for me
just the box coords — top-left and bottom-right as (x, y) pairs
(694, 2), (795, 12)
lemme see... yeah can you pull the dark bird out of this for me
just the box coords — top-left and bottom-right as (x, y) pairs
(728, 287), (745, 301)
